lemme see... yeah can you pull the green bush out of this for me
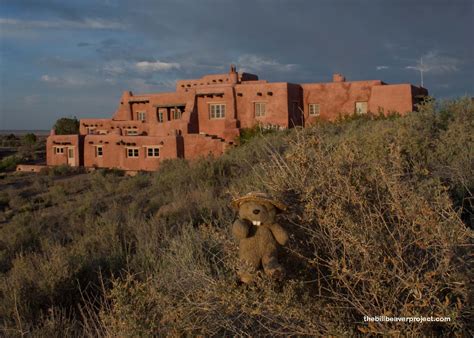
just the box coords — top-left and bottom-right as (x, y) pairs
(53, 117), (80, 135)
(40, 164), (84, 177)
(22, 133), (37, 146)
(0, 155), (21, 172)
(238, 123), (283, 144)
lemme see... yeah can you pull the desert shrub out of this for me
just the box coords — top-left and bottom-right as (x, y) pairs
(41, 164), (84, 177)
(94, 99), (471, 336)
(0, 155), (22, 172)
(238, 124), (284, 145)
(0, 134), (21, 147)
(253, 117), (471, 335)
(96, 168), (125, 177)
(0, 192), (9, 211)
(0, 98), (472, 336)
(97, 225), (328, 336)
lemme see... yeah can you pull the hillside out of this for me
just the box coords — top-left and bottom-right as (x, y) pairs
(0, 98), (472, 336)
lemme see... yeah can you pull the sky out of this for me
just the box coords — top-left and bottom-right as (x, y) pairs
(0, 0), (473, 130)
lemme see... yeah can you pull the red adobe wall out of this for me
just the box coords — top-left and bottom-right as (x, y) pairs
(16, 164), (47, 173)
(235, 82), (290, 129)
(83, 134), (179, 171)
(301, 80), (383, 122)
(182, 134), (226, 160)
(79, 119), (113, 135)
(195, 86), (239, 141)
(369, 84), (416, 114)
(46, 134), (81, 166)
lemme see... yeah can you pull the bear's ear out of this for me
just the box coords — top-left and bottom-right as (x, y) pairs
(267, 202), (286, 214)
(230, 201), (239, 210)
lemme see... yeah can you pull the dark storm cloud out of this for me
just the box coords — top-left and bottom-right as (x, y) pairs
(0, 0), (473, 129)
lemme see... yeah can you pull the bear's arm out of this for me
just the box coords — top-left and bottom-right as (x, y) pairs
(232, 219), (250, 240)
(269, 223), (289, 246)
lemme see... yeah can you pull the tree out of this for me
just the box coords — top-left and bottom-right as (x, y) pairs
(22, 133), (37, 145)
(53, 117), (80, 135)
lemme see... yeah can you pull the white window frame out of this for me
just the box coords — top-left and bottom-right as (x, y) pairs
(158, 111), (164, 123)
(95, 145), (103, 157)
(355, 101), (368, 115)
(137, 111), (146, 121)
(54, 146), (65, 154)
(126, 147), (139, 158)
(255, 102), (266, 117)
(209, 103), (226, 119)
(125, 129), (139, 136)
(309, 103), (320, 116)
(146, 147), (160, 158)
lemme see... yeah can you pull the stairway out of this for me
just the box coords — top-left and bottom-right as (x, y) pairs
(199, 132), (235, 148)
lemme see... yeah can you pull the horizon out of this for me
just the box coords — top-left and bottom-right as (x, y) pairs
(1, 0), (473, 129)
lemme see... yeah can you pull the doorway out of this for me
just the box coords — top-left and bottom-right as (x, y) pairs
(67, 147), (75, 166)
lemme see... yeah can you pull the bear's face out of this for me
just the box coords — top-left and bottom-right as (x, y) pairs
(238, 200), (276, 226)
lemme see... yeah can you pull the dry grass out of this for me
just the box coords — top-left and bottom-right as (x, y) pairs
(0, 98), (472, 336)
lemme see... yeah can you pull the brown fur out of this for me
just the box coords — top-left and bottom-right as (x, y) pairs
(232, 200), (288, 283)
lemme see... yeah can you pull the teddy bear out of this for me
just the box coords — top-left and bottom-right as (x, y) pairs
(231, 192), (289, 283)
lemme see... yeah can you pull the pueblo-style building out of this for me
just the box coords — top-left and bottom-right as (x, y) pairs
(46, 65), (427, 171)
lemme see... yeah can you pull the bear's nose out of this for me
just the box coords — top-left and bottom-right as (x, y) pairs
(253, 209), (260, 215)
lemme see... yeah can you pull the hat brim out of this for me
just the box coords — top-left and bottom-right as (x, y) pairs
(230, 195), (288, 213)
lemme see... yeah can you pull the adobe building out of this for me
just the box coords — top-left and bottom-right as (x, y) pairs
(46, 65), (427, 171)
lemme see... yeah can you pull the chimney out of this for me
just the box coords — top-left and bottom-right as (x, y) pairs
(333, 73), (346, 82)
(229, 64), (238, 84)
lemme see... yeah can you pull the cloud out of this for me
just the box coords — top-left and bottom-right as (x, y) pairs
(236, 54), (297, 73)
(125, 78), (176, 93)
(103, 61), (128, 76)
(24, 94), (40, 105)
(39, 56), (88, 69)
(405, 51), (461, 74)
(40, 74), (60, 83)
(0, 17), (124, 30)
(101, 60), (180, 79)
(376, 65), (389, 70)
(135, 60), (181, 72)
(40, 74), (86, 86)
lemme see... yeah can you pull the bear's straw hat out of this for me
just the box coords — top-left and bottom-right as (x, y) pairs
(231, 192), (288, 213)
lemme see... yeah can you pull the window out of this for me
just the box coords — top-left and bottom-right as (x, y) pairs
(137, 111), (146, 121)
(209, 103), (226, 119)
(255, 102), (266, 117)
(54, 146), (64, 154)
(87, 127), (96, 135)
(309, 103), (320, 116)
(126, 148), (139, 158)
(158, 111), (164, 123)
(355, 101), (368, 114)
(125, 129), (139, 136)
(95, 146), (103, 157)
(172, 108), (182, 120)
(147, 147), (160, 158)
